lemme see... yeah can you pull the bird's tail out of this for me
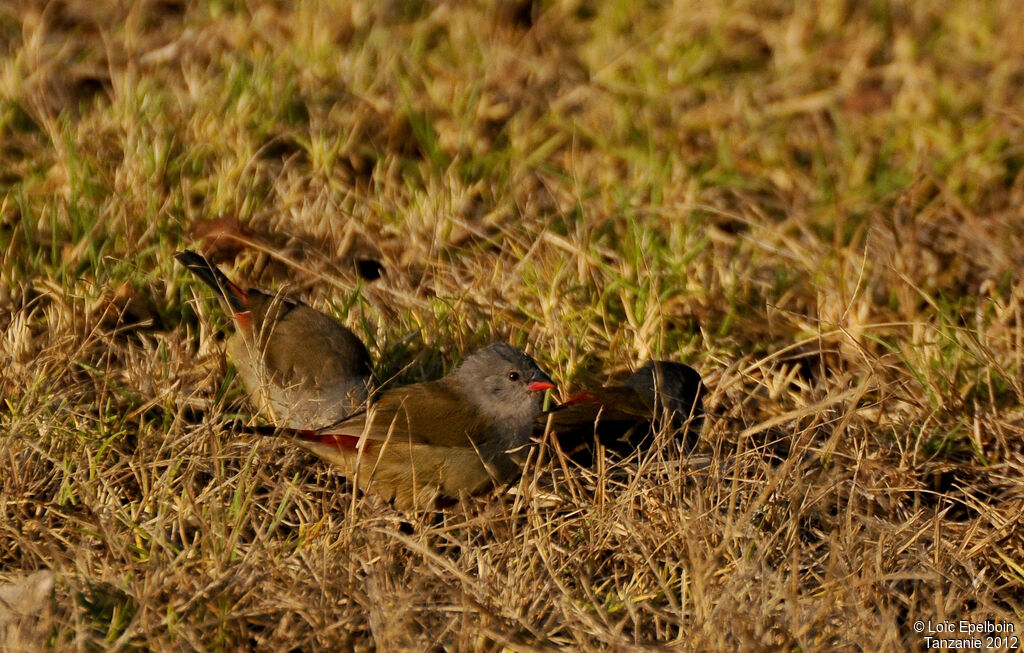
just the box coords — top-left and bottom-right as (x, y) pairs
(226, 419), (363, 450)
(175, 250), (250, 316)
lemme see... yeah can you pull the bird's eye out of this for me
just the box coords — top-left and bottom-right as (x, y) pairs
(507, 371), (520, 382)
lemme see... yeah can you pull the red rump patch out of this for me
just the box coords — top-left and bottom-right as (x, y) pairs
(301, 431), (362, 450)
(233, 310), (253, 331)
(226, 282), (252, 330)
(563, 391), (602, 406)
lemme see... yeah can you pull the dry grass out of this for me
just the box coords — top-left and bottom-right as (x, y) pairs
(2, 0), (1024, 650)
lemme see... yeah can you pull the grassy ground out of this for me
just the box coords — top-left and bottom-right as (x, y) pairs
(2, 0), (1024, 650)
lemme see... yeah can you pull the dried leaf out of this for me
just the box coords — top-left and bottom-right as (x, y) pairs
(189, 215), (251, 263)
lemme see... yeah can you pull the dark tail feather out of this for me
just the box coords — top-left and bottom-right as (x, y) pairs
(224, 419), (362, 450)
(175, 250), (249, 314)
(224, 420), (283, 437)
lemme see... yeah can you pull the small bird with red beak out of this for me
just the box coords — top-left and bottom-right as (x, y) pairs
(540, 361), (704, 463)
(288, 344), (556, 508)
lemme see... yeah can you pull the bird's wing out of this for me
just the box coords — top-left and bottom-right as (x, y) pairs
(541, 386), (654, 428)
(254, 296), (373, 391)
(310, 381), (489, 450)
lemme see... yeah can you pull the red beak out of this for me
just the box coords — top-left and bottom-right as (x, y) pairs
(528, 380), (556, 392)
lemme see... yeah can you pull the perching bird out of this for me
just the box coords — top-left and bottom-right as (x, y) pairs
(538, 361), (703, 463)
(176, 250), (374, 429)
(264, 343), (556, 509)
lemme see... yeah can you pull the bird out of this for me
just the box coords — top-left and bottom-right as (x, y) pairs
(538, 361), (703, 463)
(261, 343), (555, 509)
(175, 250), (374, 429)
(623, 360), (705, 437)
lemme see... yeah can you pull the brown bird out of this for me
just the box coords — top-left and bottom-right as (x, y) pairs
(539, 361), (703, 463)
(176, 250), (373, 429)
(265, 344), (555, 509)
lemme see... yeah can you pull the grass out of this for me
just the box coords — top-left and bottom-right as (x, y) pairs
(2, 0), (1023, 650)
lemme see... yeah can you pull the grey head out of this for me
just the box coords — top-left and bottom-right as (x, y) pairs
(453, 343), (555, 436)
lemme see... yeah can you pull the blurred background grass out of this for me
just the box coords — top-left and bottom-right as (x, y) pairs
(2, 0), (1023, 650)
